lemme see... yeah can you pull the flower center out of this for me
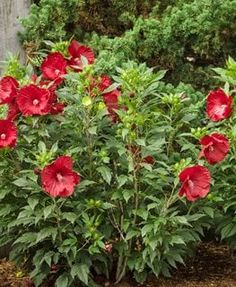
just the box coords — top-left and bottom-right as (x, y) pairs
(209, 145), (214, 152)
(55, 69), (61, 76)
(56, 173), (63, 182)
(215, 104), (227, 116)
(33, 99), (39, 106)
(187, 179), (194, 192)
(0, 133), (6, 140)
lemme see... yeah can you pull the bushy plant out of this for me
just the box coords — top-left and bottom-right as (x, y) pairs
(0, 41), (228, 286)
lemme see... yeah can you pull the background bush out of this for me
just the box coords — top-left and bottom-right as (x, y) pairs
(21, 0), (236, 89)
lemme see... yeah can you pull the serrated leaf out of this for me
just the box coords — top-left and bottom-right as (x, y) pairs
(28, 197), (39, 210)
(44, 205), (54, 219)
(76, 264), (89, 285)
(13, 178), (29, 187)
(55, 273), (68, 287)
(102, 83), (120, 94)
(126, 230), (140, 241)
(62, 212), (77, 224)
(97, 166), (111, 184)
(36, 227), (57, 243)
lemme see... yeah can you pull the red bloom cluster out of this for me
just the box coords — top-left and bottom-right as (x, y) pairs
(0, 40), (96, 149)
(41, 156), (80, 197)
(179, 88), (232, 202)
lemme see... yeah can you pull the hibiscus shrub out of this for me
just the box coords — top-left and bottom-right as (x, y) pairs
(0, 40), (230, 286)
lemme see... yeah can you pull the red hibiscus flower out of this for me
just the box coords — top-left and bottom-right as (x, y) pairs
(68, 40), (95, 71)
(41, 52), (67, 81)
(0, 76), (19, 104)
(0, 119), (17, 148)
(17, 84), (50, 116)
(206, 89), (233, 121)
(179, 165), (211, 202)
(41, 156), (80, 197)
(199, 133), (230, 165)
(103, 89), (121, 122)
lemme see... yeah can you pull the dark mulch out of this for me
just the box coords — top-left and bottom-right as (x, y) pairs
(1, 242), (236, 287)
(139, 242), (236, 287)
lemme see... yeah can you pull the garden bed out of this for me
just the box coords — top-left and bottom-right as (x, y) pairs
(1, 242), (236, 287)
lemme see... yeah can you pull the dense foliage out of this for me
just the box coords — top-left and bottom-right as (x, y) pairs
(21, 0), (236, 89)
(0, 39), (226, 286)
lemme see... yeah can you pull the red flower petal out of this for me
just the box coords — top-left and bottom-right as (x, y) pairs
(98, 75), (112, 92)
(17, 84), (50, 116)
(199, 133), (230, 165)
(41, 52), (67, 81)
(206, 89), (233, 121)
(0, 119), (17, 148)
(7, 99), (21, 121)
(0, 76), (19, 104)
(179, 165), (211, 202)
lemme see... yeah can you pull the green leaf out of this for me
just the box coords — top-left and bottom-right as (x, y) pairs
(202, 207), (214, 218)
(102, 83), (120, 94)
(0, 189), (9, 200)
(136, 209), (148, 220)
(62, 212), (77, 224)
(136, 138), (146, 146)
(36, 227), (58, 243)
(73, 264), (89, 285)
(14, 232), (37, 245)
(28, 197), (39, 210)
(44, 205), (54, 219)
(13, 178), (29, 187)
(88, 126), (97, 135)
(55, 273), (68, 287)
(97, 166), (111, 184)
(141, 224), (153, 237)
(126, 230), (140, 241)
(117, 175), (129, 188)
